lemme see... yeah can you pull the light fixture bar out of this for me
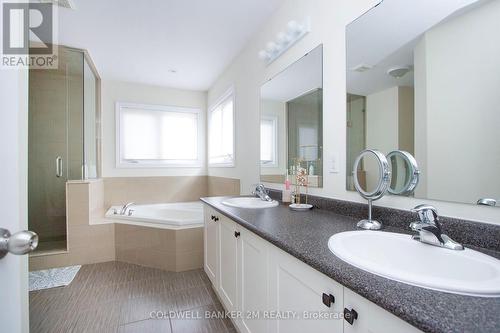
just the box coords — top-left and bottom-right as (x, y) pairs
(258, 17), (311, 65)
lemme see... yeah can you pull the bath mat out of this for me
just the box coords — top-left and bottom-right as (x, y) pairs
(29, 265), (81, 291)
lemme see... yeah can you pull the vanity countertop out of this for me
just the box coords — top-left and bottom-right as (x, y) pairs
(200, 196), (500, 333)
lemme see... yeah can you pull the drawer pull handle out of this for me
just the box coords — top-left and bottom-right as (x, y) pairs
(343, 308), (358, 325)
(322, 293), (335, 307)
(234, 231), (240, 238)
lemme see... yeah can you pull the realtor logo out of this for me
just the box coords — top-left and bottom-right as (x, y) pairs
(2, 2), (58, 69)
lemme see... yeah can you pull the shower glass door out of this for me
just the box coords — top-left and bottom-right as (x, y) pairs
(28, 48), (85, 253)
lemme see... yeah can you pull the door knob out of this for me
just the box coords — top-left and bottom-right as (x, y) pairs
(0, 228), (38, 259)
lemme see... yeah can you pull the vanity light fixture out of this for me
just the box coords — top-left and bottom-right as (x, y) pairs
(258, 18), (311, 65)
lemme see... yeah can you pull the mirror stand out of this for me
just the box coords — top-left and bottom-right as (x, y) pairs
(357, 199), (381, 230)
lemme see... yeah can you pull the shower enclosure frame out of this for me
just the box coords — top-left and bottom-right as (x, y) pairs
(28, 45), (101, 255)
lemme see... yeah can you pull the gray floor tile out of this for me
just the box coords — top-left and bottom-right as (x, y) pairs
(29, 261), (236, 333)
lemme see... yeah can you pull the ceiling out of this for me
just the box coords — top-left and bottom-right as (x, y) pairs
(261, 45), (322, 102)
(57, 0), (283, 90)
(346, 0), (481, 96)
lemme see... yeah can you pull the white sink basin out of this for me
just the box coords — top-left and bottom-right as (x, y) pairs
(222, 197), (279, 209)
(328, 231), (500, 297)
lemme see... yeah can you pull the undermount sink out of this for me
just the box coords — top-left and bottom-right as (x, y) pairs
(222, 197), (279, 209)
(328, 231), (500, 297)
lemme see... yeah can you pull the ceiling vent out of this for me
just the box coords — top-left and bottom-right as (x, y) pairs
(387, 66), (412, 78)
(351, 64), (373, 72)
(38, 0), (75, 9)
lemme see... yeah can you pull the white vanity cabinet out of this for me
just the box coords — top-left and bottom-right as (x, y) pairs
(343, 288), (421, 333)
(238, 228), (270, 333)
(268, 248), (344, 333)
(203, 205), (218, 286)
(202, 204), (423, 333)
(218, 215), (240, 312)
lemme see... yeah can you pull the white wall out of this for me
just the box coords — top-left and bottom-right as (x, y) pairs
(207, 0), (500, 224)
(414, 0), (500, 205)
(101, 80), (207, 177)
(366, 87), (399, 154)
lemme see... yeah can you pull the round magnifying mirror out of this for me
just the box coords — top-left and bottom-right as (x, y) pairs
(353, 149), (391, 201)
(352, 149), (391, 230)
(387, 150), (420, 196)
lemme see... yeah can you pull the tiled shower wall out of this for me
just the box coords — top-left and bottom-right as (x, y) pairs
(29, 176), (240, 271)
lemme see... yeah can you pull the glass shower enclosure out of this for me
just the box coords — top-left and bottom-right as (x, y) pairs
(28, 46), (100, 253)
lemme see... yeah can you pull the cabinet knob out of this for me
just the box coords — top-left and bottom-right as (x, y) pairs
(210, 215), (215, 220)
(322, 293), (335, 307)
(343, 308), (358, 325)
(234, 231), (241, 238)
(214, 216), (219, 222)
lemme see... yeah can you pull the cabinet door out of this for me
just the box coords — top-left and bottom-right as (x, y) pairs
(343, 288), (422, 333)
(218, 216), (239, 311)
(239, 229), (269, 333)
(203, 205), (218, 286)
(268, 248), (344, 333)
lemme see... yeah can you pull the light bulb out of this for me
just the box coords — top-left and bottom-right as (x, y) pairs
(266, 41), (278, 53)
(287, 20), (300, 34)
(258, 50), (269, 60)
(276, 32), (288, 45)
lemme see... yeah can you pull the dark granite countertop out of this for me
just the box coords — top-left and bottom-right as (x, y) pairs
(200, 196), (500, 333)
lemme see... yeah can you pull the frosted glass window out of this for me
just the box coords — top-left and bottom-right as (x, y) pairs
(260, 117), (277, 166)
(209, 91), (234, 166)
(117, 103), (201, 167)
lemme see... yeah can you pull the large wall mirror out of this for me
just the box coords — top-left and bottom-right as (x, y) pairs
(260, 44), (323, 187)
(346, 0), (500, 207)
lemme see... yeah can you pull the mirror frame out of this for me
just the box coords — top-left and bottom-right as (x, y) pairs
(387, 150), (420, 196)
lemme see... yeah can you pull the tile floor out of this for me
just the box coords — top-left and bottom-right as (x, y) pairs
(29, 261), (236, 333)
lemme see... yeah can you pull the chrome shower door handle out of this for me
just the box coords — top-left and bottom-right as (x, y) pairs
(55, 156), (63, 178)
(0, 228), (38, 259)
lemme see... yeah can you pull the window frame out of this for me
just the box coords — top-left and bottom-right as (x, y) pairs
(260, 115), (278, 167)
(208, 87), (236, 167)
(115, 101), (203, 168)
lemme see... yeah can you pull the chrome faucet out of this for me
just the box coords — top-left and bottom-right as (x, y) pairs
(477, 198), (497, 207)
(253, 184), (273, 202)
(120, 202), (135, 215)
(409, 204), (464, 250)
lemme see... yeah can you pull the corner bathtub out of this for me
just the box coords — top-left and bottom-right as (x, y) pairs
(104, 201), (203, 230)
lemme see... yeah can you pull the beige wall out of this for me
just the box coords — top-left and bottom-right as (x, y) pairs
(207, 0), (500, 224)
(101, 80), (207, 177)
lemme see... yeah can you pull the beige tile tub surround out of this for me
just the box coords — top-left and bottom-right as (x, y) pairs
(103, 176), (209, 206)
(207, 176), (240, 197)
(115, 224), (203, 272)
(29, 176), (240, 271)
(29, 180), (114, 271)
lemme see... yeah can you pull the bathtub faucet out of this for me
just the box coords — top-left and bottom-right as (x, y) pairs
(120, 202), (135, 215)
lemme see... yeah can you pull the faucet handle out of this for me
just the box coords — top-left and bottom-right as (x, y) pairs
(411, 204), (439, 224)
